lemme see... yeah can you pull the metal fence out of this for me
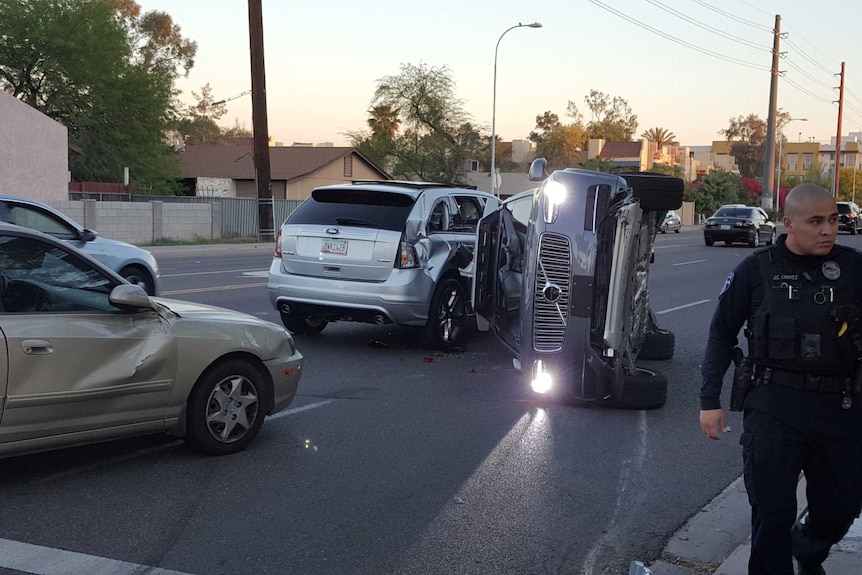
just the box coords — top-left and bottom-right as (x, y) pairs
(68, 193), (304, 238)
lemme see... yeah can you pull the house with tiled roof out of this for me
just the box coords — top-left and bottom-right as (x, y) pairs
(588, 138), (656, 171)
(175, 143), (390, 200)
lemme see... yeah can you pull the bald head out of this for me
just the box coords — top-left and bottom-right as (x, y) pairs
(782, 183), (838, 256)
(784, 183), (834, 218)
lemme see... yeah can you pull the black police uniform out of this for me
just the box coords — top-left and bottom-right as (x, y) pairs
(701, 234), (862, 575)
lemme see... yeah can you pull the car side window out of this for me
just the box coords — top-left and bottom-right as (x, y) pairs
(7, 204), (78, 241)
(427, 201), (451, 233)
(0, 236), (117, 313)
(452, 196), (483, 232)
(506, 196), (533, 230)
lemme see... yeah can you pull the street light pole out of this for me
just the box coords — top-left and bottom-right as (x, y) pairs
(491, 21), (541, 198)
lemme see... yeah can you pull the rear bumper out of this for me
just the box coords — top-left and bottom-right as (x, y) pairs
(703, 228), (755, 243)
(267, 259), (436, 326)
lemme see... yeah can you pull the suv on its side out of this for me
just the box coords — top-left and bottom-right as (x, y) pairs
(268, 181), (497, 348)
(0, 194), (160, 294)
(837, 201), (861, 235)
(471, 161), (683, 409)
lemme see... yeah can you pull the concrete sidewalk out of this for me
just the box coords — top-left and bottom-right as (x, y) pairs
(647, 476), (862, 574)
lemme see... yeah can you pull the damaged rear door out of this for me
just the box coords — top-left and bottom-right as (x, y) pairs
(0, 235), (177, 446)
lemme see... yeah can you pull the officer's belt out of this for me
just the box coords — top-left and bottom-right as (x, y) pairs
(754, 365), (849, 393)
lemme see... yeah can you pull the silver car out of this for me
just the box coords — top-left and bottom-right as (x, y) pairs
(268, 181), (498, 348)
(0, 224), (303, 458)
(0, 194), (160, 294)
(472, 161), (683, 409)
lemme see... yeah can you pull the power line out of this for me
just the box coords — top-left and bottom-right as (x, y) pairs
(730, 0), (773, 19)
(586, 0), (770, 71)
(784, 39), (835, 78)
(687, 0), (772, 32)
(783, 77), (833, 104)
(783, 58), (834, 90)
(646, 0), (768, 51)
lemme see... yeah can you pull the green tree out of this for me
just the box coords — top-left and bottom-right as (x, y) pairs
(568, 90), (638, 141)
(641, 127), (677, 147)
(535, 124), (587, 170)
(720, 111), (793, 179)
(803, 159), (831, 189)
(837, 167), (861, 202)
(649, 164), (683, 177)
(0, 0), (197, 194)
(528, 111), (561, 144)
(687, 171), (748, 215)
(361, 62), (483, 183)
(580, 157), (617, 173)
(175, 83), (228, 145)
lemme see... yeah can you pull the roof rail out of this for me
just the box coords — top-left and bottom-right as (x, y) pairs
(350, 179), (477, 190)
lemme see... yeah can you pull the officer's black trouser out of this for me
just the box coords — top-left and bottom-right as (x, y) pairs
(741, 384), (862, 575)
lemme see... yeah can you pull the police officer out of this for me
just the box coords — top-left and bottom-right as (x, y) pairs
(700, 184), (862, 575)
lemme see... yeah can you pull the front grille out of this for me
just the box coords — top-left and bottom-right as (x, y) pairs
(533, 233), (572, 351)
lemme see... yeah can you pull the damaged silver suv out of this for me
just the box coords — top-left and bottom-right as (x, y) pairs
(268, 181), (497, 348)
(471, 159), (683, 409)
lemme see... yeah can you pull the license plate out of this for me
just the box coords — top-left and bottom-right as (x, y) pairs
(720, 225), (731, 230)
(321, 238), (348, 256)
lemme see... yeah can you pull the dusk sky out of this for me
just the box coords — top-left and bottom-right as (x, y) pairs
(136, 0), (862, 148)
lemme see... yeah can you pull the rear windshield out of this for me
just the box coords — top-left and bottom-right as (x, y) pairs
(838, 203), (853, 214)
(285, 188), (416, 231)
(714, 208), (753, 218)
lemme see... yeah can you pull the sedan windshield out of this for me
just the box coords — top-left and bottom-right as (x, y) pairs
(713, 208), (753, 218)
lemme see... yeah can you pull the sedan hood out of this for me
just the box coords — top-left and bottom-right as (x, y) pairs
(152, 297), (266, 323)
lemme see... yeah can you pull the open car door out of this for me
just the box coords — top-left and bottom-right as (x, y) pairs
(472, 205), (525, 356)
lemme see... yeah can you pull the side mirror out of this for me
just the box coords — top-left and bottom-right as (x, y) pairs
(453, 244), (473, 269)
(80, 229), (98, 242)
(528, 158), (548, 182)
(109, 284), (154, 310)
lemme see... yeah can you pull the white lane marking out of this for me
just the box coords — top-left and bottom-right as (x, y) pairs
(160, 282), (267, 296)
(243, 271), (269, 277)
(582, 411), (650, 573)
(161, 268), (266, 278)
(655, 299), (711, 315)
(271, 399), (335, 420)
(0, 537), (194, 575)
(672, 259), (706, 266)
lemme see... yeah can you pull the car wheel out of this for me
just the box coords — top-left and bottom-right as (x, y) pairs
(660, 227), (667, 234)
(613, 367), (668, 410)
(185, 359), (266, 455)
(674, 227), (680, 233)
(119, 265), (155, 295)
(724, 240), (733, 246)
(424, 277), (466, 349)
(637, 329), (675, 361)
(749, 232), (760, 248)
(853, 223), (859, 235)
(767, 229), (776, 245)
(618, 173), (685, 212)
(705, 238), (714, 246)
(280, 312), (327, 335)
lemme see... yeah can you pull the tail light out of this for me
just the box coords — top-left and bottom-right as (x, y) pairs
(274, 228), (282, 258)
(397, 239), (418, 269)
(735, 222), (753, 228)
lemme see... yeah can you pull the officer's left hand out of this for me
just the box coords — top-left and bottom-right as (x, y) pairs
(700, 409), (731, 440)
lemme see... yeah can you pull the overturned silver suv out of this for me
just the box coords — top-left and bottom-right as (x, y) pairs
(471, 159), (684, 409)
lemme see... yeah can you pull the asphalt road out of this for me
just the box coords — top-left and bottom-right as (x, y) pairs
(3, 229), (861, 575)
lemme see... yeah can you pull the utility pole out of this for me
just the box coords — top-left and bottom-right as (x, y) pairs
(762, 15), (781, 210)
(248, 0), (273, 241)
(833, 62), (846, 199)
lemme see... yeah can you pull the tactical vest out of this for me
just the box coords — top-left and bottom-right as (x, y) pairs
(747, 245), (861, 376)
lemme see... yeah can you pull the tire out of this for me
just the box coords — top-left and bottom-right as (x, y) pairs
(280, 312), (327, 335)
(613, 367), (668, 410)
(674, 227), (680, 233)
(705, 238), (714, 246)
(637, 329), (675, 361)
(852, 224), (859, 235)
(749, 231), (760, 248)
(767, 229), (776, 245)
(185, 359), (266, 455)
(618, 173), (685, 212)
(424, 277), (467, 349)
(119, 265), (155, 295)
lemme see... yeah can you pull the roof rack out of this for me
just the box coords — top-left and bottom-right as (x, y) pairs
(350, 180), (477, 190)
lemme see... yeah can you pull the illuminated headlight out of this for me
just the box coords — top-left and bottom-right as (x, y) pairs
(542, 181), (567, 223)
(530, 360), (553, 394)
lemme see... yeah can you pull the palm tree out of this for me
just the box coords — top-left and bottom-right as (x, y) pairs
(641, 127), (677, 147)
(367, 105), (400, 139)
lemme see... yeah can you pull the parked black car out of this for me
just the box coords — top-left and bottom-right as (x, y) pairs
(703, 205), (776, 247)
(837, 201), (861, 235)
(470, 161), (684, 409)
